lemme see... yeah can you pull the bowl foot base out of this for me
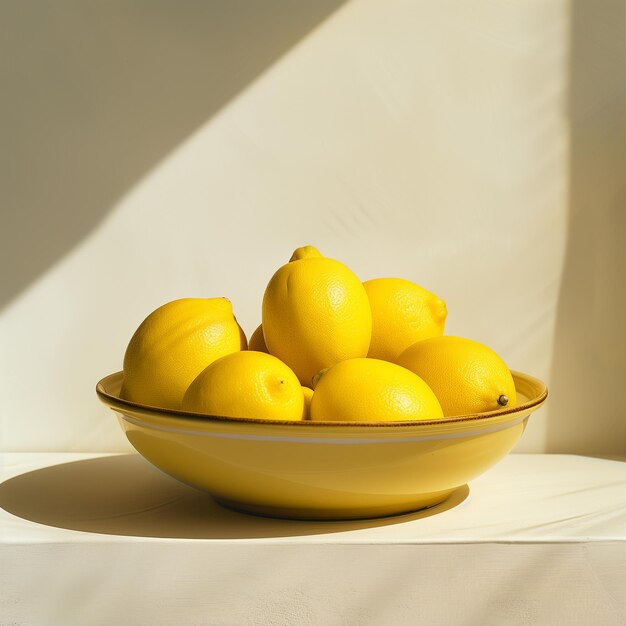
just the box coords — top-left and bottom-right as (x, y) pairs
(214, 487), (461, 521)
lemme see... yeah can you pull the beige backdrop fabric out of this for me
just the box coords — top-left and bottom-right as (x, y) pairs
(1, 0), (624, 453)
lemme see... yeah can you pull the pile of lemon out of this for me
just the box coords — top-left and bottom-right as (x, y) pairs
(121, 246), (516, 422)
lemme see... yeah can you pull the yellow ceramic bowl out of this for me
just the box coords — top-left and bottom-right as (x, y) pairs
(96, 371), (547, 520)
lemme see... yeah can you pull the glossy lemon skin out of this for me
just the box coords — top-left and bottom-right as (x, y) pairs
(97, 370), (547, 520)
(121, 298), (247, 410)
(262, 247), (372, 386)
(364, 278), (447, 362)
(397, 336), (517, 417)
(310, 358), (443, 422)
(182, 351), (304, 421)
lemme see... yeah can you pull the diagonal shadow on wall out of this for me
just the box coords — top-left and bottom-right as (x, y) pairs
(0, 0), (347, 309)
(546, 0), (625, 453)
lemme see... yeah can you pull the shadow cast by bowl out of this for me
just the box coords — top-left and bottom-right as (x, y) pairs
(0, 454), (469, 539)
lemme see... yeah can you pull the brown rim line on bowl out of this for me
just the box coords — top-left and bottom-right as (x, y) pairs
(96, 370), (548, 427)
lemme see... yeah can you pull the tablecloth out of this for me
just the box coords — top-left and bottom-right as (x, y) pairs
(1, 453), (624, 625)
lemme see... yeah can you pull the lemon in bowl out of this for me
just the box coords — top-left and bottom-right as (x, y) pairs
(396, 336), (517, 416)
(309, 358), (443, 422)
(262, 246), (372, 386)
(364, 278), (447, 362)
(182, 351), (304, 422)
(121, 297), (247, 410)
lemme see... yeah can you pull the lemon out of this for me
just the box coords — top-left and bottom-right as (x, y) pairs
(121, 298), (247, 409)
(262, 246), (372, 386)
(309, 358), (443, 422)
(248, 324), (268, 353)
(363, 278), (447, 362)
(301, 386), (314, 420)
(182, 351), (304, 421)
(396, 336), (517, 416)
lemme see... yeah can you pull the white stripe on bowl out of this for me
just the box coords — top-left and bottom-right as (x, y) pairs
(118, 412), (529, 444)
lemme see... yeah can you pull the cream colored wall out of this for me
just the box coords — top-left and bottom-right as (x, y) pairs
(1, 0), (624, 453)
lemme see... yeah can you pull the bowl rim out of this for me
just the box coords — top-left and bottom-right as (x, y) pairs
(96, 370), (548, 428)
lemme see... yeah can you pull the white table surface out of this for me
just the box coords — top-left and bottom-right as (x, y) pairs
(1, 453), (625, 625)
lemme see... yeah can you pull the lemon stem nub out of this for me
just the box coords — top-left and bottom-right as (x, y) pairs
(289, 246), (322, 262)
(498, 395), (509, 407)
